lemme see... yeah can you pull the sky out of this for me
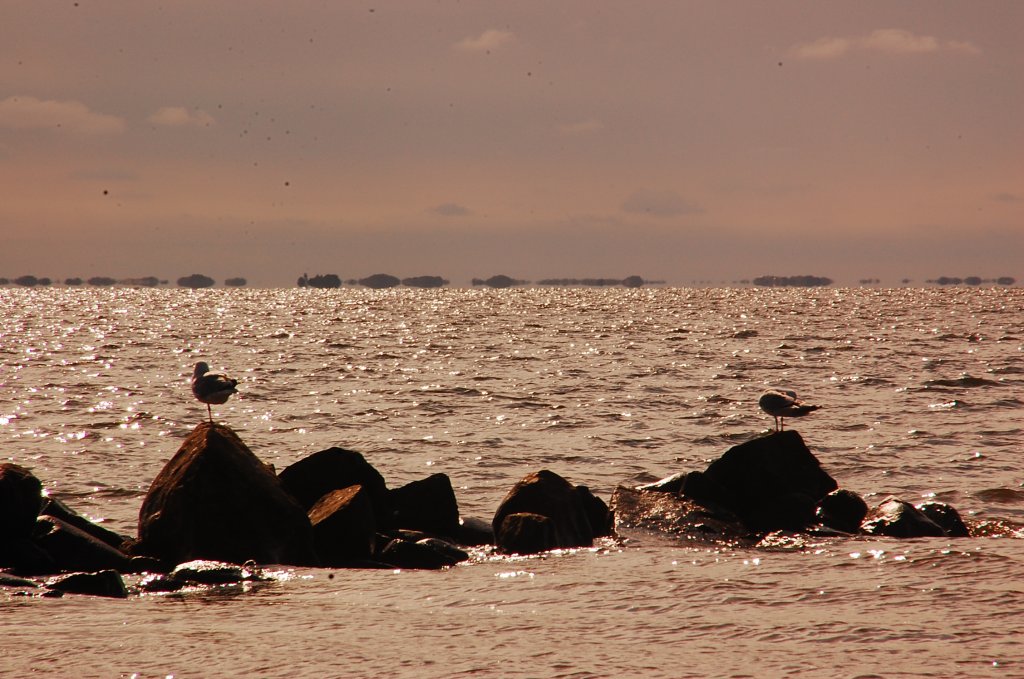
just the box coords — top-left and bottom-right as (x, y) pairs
(1, 1), (1021, 287)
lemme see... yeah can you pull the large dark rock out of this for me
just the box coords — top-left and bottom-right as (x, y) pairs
(388, 473), (460, 537)
(862, 498), (946, 538)
(309, 485), (377, 564)
(34, 516), (131, 574)
(682, 430), (838, 532)
(816, 489), (868, 534)
(136, 423), (317, 566)
(0, 463), (44, 539)
(278, 447), (390, 519)
(495, 513), (558, 555)
(492, 470), (601, 553)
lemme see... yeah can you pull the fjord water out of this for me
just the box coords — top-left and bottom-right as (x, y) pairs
(2, 286), (1023, 678)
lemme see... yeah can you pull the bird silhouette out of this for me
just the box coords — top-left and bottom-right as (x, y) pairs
(759, 389), (819, 432)
(191, 361), (238, 422)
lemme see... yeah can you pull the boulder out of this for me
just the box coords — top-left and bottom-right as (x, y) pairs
(492, 470), (600, 553)
(387, 473), (460, 537)
(815, 489), (868, 534)
(278, 447), (390, 519)
(917, 501), (969, 537)
(575, 485), (614, 538)
(136, 423), (317, 566)
(682, 430), (838, 531)
(41, 497), (129, 550)
(0, 463), (44, 539)
(495, 513), (558, 555)
(34, 516), (131, 573)
(610, 485), (753, 545)
(308, 485), (377, 564)
(46, 570), (128, 598)
(861, 497), (946, 538)
(635, 472), (689, 494)
(453, 516), (494, 546)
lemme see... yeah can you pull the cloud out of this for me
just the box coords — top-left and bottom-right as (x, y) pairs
(992, 192), (1022, 203)
(558, 119), (605, 136)
(147, 106), (215, 127)
(790, 37), (853, 60)
(0, 95), (125, 134)
(432, 202), (471, 216)
(455, 29), (515, 53)
(790, 29), (979, 60)
(622, 190), (703, 218)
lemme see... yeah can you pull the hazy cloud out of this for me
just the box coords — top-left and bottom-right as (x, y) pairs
(791, 29), (979, 60)
(147, 106), (216, 127)
(432, 202), (471, 216)
(0, 95), (125, 134)
(558, 119), (605, 136)
(455, 29), (515, 53)
(622, 190), (703, 217)
(992, 192), (1022, 203)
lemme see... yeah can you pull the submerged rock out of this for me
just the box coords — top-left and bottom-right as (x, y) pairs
(816, 489), (869, 534)
(46, 570), (128, 598)
(136, 423), (317, 566)
(862, 498), (947, 538)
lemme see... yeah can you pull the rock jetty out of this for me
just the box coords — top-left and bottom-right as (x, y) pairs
(2, 425), (1014, 599)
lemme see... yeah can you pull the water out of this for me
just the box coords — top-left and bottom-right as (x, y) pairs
(2, 286), (1023, 677)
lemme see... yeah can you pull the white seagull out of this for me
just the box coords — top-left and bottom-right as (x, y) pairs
(191, 361), (238, 422)
(759, 389), (820, 432)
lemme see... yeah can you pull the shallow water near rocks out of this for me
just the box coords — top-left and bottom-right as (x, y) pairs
(2, 286), (1023, 677)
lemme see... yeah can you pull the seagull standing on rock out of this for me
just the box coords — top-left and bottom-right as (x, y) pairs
(759, 389), (820, 432)
(191, 361), (238, 422)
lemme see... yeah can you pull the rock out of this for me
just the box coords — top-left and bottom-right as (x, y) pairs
(635, 472), (689, 494)
(278, 447), (390, 519)
(46, 570), (128, 598)
(308, 485), (377, 565)
(681, 430), (838, 532)
(0, 538), (56, 574)
(492, 470), (601, 553)
(171, 559), (266, 585)
(453, 516), (494, 546)
(917, 501), (969, 537)
(34, 516), (131, 573)
(40, 497), (129, 550)
(0, 463), (44, 539)
(495, 513), (558, 554)
(815, 489), (868, 533)
(136, 423), (317, 566)
(0, 571), (38, 589)
(388, 473), (460, 537)
(378, 537), (465, 570)
(610, 485), (753, 545)
(861, 497), (946, 538)
(575, 485), (614, 538)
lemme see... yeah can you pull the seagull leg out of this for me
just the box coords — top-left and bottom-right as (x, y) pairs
(207, 403), (213, 422)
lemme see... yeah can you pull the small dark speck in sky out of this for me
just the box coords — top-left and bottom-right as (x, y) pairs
(102, 190), (109, 195)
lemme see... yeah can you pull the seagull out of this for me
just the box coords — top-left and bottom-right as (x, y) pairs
(759, 389), (820, 432)
(191, 361), (238, 422)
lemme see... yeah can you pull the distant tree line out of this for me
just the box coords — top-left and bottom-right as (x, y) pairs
(0, 274), (245, 288)
(752, 275), (833, 287)
(297, 273), (450, 289)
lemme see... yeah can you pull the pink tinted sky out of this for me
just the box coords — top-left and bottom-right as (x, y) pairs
(1, 1), (1021, 286)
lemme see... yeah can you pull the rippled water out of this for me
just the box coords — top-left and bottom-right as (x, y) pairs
(2, 287), (1023, 677)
